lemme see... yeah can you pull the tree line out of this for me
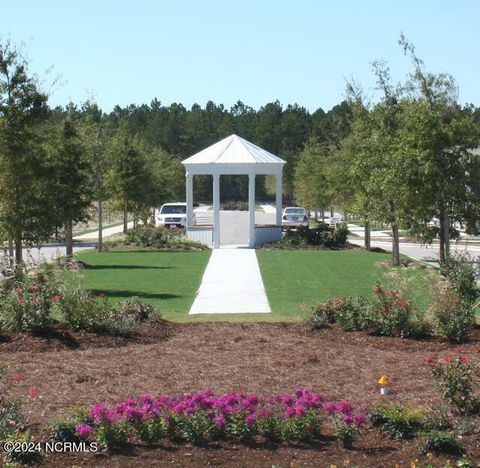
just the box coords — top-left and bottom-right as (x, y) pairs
(293, 35), (480, 265)
(1, 37), (479, 265)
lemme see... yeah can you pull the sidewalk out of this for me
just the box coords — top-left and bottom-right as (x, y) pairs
(189, 249), (271, 314)
(74, 222), (134, 241)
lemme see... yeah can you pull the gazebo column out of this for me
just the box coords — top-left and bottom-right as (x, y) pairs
(213, 173), (220, 248)
(186, 172), (193, 226)
(248, 173), (256, 248)
(275, 172), (283, 226)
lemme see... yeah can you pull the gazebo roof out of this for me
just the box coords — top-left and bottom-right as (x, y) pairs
(182, 134), (286, 165)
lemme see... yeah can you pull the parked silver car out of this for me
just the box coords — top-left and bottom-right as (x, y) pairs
(282, 207), (310, 228)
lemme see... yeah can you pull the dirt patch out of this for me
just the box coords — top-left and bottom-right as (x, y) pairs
(2, 322), (479, 467)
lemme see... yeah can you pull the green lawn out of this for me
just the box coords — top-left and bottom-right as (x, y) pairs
(74, 248), (438, 322)
(75, 249), (211, 321)
(256, 249), (437, 320)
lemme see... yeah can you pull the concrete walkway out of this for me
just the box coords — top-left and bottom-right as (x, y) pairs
(74, 222), (134, 241)
(189, 249), (271, 314)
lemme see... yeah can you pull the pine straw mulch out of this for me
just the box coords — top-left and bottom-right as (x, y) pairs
(1, 322), (480, 467)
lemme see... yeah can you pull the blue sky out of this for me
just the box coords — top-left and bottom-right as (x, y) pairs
(3, 0), (479, 112)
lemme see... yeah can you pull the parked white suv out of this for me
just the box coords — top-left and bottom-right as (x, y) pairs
(156, 203), (194, 228)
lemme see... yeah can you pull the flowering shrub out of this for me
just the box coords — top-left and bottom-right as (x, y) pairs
(0, 368), (41, 464)
(0, 281), (58, 332)
(52, 287), (158, 336)
(56, 389), (368, 449)
(309, 285), (426, 338)
(367, 284), (425, 338)
(55, 286), (112, 332)
(309, 296), (369, 331)
(426, 354), (480, 414)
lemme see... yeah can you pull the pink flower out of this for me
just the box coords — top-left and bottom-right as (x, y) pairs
(90, 403), (116, 425)
(99, 293), (105, 298)
(443, 356), (451, 364)
(12, 374), (23, 382)
(245, 414), (256, 428)
(17, 297), (25, 304)
(213, 416), (226, 427)
(28, 388), (37, 397)
(294, 405), (306, 416)
(343, 414), (354, 424)
(322, 402), (336, 415)
(51, 295), (63, 303)
(353, 414), (367, 426)
(336, 402), (354, 415)
(76, 423), (93, 438)
(426, 355), (437, 366)
(459, 356), (468, 364)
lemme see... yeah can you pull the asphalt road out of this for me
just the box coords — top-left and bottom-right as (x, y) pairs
(349, 239), (480, 264)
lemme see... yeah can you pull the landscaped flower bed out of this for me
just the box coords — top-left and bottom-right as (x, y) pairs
(53, 389), (368, 450)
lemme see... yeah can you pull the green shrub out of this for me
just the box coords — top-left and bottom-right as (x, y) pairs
(175, 411), (220, 445)
(441, 253), (479, 305)
(308, 300), (337, 329)
(221, 200), (248, 211)
(132, 419), (167, 444)
(3, 430), (41, 465)
(334, 296), (370, 331)
(333, 223), (349, 246)
(421, 431), (464, 455)
(50, 418), (82, 443)
(370, 405), (425, 439)
(105, 298), (157, 337)
(272, 224), (348, 249)
(57, 288), (156, 336)
(95, 422), (128, 450)
(430, 282), (475, 343)
(125, 225), (206, 250)
(55, 287), (111, 332)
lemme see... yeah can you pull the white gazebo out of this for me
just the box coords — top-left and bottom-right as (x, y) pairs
(182, 134), (286, 248)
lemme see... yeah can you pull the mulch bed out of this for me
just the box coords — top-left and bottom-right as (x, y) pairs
(1, 322), (480, 467)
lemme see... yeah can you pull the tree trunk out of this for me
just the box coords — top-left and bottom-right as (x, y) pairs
(15, 238), (23, 264)
(330, 207), (334, 218)
(391, 222), (401, 266)
(364, 219), (371, 251)
(8, 236), (14, 264)
(314, 210), (318, 221)
(98, 200), (103, 252)
(439, 211), (446, 265)
(443, 211), (450, 261)
(320, 208), (325, 224)
(123, 197), (128, 234)
(65, 219), (73, 258)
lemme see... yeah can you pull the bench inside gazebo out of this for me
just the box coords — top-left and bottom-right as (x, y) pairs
(181, 134), (286, 248)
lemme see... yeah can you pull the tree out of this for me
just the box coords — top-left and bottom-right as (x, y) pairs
(80, 101), (111, 251)
(294, 139), (334, 219)
(49, 116), (93, 257)
(399, 35), (480, 263)
(109, 135), (153, 233)
(0, 40), (51, 262)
